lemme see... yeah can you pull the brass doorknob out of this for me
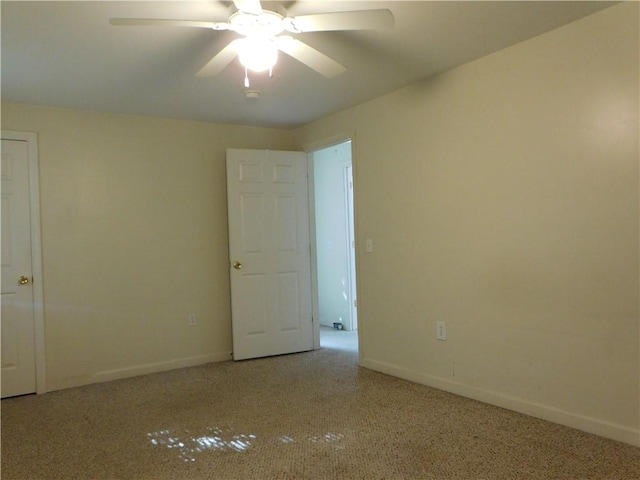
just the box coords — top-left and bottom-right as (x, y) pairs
(233, 261), (242, 270)
(18, 276), (30, 285)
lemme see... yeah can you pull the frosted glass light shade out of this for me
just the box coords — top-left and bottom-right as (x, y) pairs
(238, 37), (278, 72)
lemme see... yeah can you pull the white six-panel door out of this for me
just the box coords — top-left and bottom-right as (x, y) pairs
(1, 139), (37, 397)
(227, 149), (313, 360)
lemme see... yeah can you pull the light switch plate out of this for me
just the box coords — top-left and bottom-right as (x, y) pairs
(436, 321), (446, 340)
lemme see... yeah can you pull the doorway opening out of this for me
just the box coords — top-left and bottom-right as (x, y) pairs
(310, 140), (358, 354)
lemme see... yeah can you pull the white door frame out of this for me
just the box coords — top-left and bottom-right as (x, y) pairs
(303, 133), (358, 352)
(344, 165), (357, 331)
(2, 130), (46, 394)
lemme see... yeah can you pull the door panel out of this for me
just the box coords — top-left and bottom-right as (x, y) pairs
(1, 295), (20, 367)
(241, 274), (268, 335)
(241, 194), (265, 253)
(227, 149), (313, 360)
(276, 194), (298, 251)
(1, 139), (36, 397)
(277, 272), (300, 331)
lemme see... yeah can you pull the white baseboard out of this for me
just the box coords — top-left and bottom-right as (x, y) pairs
(46, 351), (232, 392)
(360, 357), (640, 447)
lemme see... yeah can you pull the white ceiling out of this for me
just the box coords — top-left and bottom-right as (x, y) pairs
(1, 1), (615, 129)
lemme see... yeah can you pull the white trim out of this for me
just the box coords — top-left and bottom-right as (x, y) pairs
(344, 165), (357, 331)
(361, 357), (640, 447)
(46, 352), (232, 392)
(306, 153), (321, 350)
(1, 130), (47, 395)
(301, 132), (355, 154)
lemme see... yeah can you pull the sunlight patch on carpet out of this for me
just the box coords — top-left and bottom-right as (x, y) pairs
(147, 427), (257, 462)
(148, 428), (346, 462)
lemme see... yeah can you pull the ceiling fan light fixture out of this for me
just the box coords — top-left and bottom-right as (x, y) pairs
(238, 36), (278, 72)
(111, 3), (395, 81)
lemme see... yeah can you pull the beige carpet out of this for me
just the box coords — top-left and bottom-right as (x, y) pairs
(2, 345), (638, 479)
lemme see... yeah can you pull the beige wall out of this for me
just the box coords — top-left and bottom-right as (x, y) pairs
(1, 103), (294, 390)
(295, 3), (639, 445)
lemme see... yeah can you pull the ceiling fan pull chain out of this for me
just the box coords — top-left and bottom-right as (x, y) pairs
(244, 67), (250, 88)
(269, 66), (273, 78)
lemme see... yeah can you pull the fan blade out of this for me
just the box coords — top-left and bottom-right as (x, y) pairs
(283, 9), (394, 33)
(275, 36), (346, 78)
(109, 18), (230, 30)
(196, 39), (243, 77)
(233, 0), (263, 16)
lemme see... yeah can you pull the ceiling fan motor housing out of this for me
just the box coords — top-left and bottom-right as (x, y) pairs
(229, 9), (285, 37)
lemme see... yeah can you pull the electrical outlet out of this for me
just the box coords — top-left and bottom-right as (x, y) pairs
(188, 314), (197, 327)
(436, 321), (446, 341)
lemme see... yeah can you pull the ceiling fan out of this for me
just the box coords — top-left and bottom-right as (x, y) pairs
(110, 0), (394, 87)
